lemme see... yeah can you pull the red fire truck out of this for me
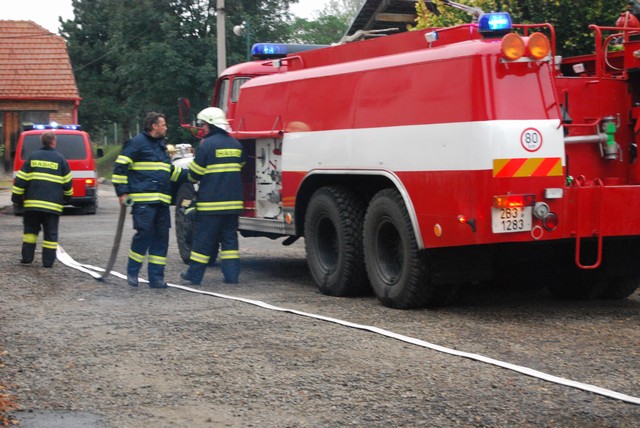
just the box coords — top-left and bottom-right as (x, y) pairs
(179, 4), (640, 308)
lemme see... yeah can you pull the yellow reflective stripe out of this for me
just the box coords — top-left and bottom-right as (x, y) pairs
(196, 200), (244, 211)
(17, 171), (67, 184)
(116, 155), (133, 165)
(42, 240), (58, 250)
(185, 207), (196, 215)
(23, 233), (38, 244)
(148, 254), (167, 265)
(129, 193), (172, 204)
(216, 149), (242, 158)
(204, 163), (242, 174)
(23, 200), (63, 213)
(62, 172), (73, 183)
(170, 166), (182, 182)
(64, 189), (73, 196)
(220, 250), (239, 260)
(16, 170), (29, 180)
(188, 175), (198, 183)
(112, 174), (128, 184)
(130, 162), (171, 172)
(189, 161), (206, 175)
(12, 186), (25, 195)
(189, 251), (210, 264)
(128, 250), (145, 263)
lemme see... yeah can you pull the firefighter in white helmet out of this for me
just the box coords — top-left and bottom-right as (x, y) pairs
(180, 107), (245, 285)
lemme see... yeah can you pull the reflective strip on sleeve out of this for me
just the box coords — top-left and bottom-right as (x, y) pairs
(111, 174), (128, 184)
(12, 186), (25, 195)
(116, 155), (133, 165)
(189, 161), (206, 176)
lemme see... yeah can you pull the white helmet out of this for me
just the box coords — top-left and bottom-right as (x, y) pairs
(197, 107), (229, 129)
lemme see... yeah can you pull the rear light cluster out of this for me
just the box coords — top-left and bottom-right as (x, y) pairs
(84, 178), (96, 187)
(501, 32), (551, 61)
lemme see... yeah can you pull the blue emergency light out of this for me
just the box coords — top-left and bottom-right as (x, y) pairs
(251, 43), (329, 60)
(32, 123), (82, 130)
(478, 12), (512, 35)
(251, 43), (288, 58)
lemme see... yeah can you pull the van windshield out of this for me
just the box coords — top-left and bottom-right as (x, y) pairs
(21, 134), (87, 160)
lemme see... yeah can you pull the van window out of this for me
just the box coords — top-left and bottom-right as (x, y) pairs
(215, 78), (230, 113)
(21, 134), (87, 160)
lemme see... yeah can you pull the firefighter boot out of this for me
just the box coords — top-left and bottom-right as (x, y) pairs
(21, 242), (36, 264)
(221, 259), (240, 284)
(127, 261), (141, 287)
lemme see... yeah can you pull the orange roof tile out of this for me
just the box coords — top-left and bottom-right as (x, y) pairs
(0, 20), (80, 100)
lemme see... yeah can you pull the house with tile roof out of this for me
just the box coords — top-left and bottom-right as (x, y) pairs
(0, 20), (80, 172)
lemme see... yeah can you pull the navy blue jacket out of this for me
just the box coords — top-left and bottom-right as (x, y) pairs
(112, 131), (184, 205)
(188, 128), (245, 215)
(12, 146), (73, 214)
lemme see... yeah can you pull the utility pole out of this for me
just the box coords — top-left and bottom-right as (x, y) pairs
(216, 0), (226, 75)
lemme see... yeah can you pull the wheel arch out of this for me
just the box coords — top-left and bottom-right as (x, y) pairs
(294, 170), (424, 248)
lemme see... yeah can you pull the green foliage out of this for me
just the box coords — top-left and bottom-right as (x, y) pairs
(96, 144), (122, 180)
(410, 0), (628, 57)
(62, 0), (297, 144)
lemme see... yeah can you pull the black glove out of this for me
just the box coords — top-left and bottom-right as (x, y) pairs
(11, 194), (23, 206)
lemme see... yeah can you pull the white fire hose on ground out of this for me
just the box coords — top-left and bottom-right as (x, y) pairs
(56, 245), (640, 406)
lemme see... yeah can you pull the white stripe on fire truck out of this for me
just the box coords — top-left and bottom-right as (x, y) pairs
(281, 119), (564, 172)
(70, 170), (98, 179)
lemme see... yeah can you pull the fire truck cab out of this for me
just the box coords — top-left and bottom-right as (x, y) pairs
(179, 8), (640, 308)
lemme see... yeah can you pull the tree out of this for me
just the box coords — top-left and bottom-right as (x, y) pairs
(62, 0), (297, 143)
(411, 0), (628, 57)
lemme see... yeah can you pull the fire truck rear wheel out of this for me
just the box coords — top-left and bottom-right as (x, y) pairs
(363, 189), (430, 309)
(304, 186), (368, 296)
(547, 268), (608, 300)
(599, 275), (640, 299)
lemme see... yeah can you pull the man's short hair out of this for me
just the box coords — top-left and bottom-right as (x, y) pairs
(41, 132), (56, 147)
(144, 112), (166, 132)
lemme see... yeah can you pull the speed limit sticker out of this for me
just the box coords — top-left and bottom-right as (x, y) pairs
(521, 128), (543, 152)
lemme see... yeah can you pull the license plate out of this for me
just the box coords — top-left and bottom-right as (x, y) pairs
(492, 207), (532, 233)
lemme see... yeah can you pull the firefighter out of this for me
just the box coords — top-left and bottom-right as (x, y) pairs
(180, 107), (245, 285)
(112, 112), (186, 288)
(11, 131), (73, 268)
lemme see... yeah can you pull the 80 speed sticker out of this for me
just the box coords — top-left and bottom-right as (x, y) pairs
(521, 128), (543, 152)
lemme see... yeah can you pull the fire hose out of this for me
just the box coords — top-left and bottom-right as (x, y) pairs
(97, 196), (133, 281)
(56, 245), (640, 406)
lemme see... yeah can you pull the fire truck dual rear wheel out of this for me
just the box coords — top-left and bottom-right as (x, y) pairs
(304, 186), (369, 296)
(363, 189), (431, 309)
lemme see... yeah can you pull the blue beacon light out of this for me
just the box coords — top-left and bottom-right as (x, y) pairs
(478, 12), (512, 35)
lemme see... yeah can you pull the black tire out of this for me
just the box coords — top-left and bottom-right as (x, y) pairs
(547, 267), (607, 300)
(363, 188), (430, 309)
(175, 183), (196, 264)
(304, 186), (368, 296)
(600, 275), (640, 299)
(81, 201), (97, 215)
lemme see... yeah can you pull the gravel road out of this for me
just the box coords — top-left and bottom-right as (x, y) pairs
(1, 188), (639, 427)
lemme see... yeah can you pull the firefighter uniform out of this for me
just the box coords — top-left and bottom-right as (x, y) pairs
(181, 123), (245, 285)
(112, 131), (185, 287)
(11, 145), (73, 267)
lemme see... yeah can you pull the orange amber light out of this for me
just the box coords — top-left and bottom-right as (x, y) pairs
(528, 32), (551, 60)
(501, 33), (525, 60)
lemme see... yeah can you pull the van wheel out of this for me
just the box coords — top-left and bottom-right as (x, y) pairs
(175, 183), (196, 264)
(304, 186), (368, 296)
(364, 189), (430, 309)
(82, 202), (97, 215)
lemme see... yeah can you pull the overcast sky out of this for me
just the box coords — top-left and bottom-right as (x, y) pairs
(1, 0), (330, 34)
